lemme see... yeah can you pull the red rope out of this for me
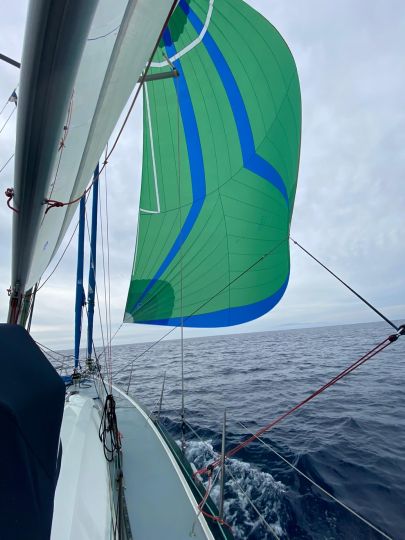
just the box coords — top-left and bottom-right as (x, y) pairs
(5, 187), (18, 213)
(195, 330), (403, 477)
(197, 475), (233, 531)
(199, 508), (232, 530)
(198, 475), (212, 511)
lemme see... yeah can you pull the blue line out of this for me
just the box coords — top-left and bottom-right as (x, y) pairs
(130, 28), (206, 312)
(179, 0), (289, 207)
(87, 166), (99, 358)
(74, 197), (86, 368)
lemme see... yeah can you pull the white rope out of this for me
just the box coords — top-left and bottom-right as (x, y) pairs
(150, 0), (215, 68)
(238, 422), (393, 540)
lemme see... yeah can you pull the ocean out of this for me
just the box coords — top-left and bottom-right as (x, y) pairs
(53, 320), (402, 539)
(106, 320), (405, 539)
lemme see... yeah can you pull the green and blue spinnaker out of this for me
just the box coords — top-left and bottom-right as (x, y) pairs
(125, 0), (301, 327)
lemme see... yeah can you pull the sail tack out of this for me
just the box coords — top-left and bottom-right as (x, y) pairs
(125, 0), (301, 327)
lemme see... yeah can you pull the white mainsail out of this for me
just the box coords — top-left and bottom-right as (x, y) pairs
(17, 0), (175, 292)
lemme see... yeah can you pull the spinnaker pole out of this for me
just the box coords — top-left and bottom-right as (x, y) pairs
(74, 196), (86, 369)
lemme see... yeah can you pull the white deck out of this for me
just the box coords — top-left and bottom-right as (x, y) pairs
(112, 384), (214, 540)
(52, 392), (113, 540)
(52, 380), (215, 540)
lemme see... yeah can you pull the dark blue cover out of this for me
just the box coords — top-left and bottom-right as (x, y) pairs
(0, 324), (65, 539)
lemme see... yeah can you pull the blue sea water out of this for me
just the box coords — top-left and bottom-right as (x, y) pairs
(108, 321), (404, 539)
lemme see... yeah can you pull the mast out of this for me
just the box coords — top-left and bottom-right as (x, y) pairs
(74, 196), (86, 369)
(86, 166), (99, 361)
(8, 0), (98, 322)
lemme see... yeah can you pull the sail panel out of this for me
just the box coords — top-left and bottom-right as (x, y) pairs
(25, 0), (175, 290)
(125, 0), (301, 327)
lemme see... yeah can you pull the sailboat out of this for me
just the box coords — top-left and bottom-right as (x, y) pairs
(1, 0), (402, 539)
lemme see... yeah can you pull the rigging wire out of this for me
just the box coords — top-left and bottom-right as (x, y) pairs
(36, 224), (400, 383)
(238, 421), (393, 540)
(35, 340), (68, 358)
(90, 338), (110, 396)
(84, 298), (109, 390)
(0, 106), (16, 135)
(0, 99), (9, 116)
(195, 328), (404, 477)
(36, 220), (80, 292)
(104, 150), (113, 391)
(35, 341), (73, 374)
(119, 227), (402, 386)
(290, 237), (399, 331)
(98, 157), (112, 390)
(175, 73), (186, 450)
(122, 325), (178, 384)
(84, 201), (109, 383)
(0, 153), (14, 175)
(99, 322), (124, 365)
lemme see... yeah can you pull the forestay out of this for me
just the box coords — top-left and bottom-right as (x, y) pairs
(125, 0), (301, 327)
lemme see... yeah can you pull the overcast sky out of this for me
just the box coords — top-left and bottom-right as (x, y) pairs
(0, 1), (404, 350)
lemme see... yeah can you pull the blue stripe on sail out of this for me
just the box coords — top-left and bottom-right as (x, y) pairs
(179, 0), (289, 207)
(138, 274), (289, 327)
(130, 28), (206, 312)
